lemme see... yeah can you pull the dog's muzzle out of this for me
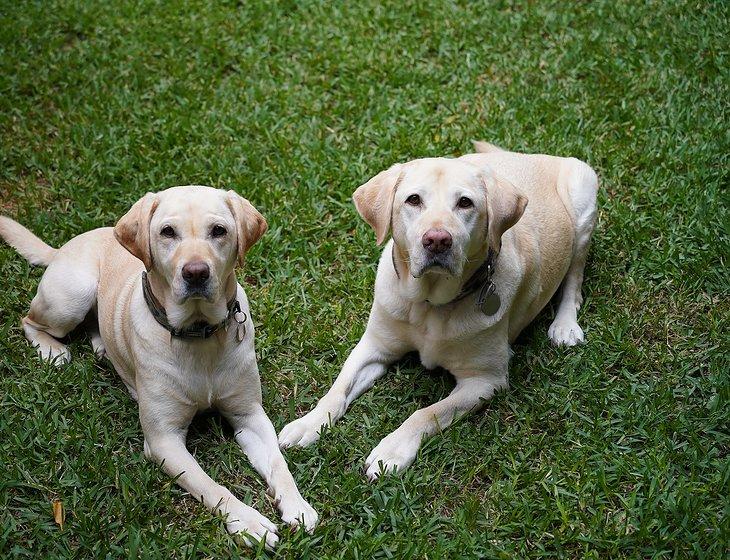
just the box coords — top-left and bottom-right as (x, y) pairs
(414, 228), (456, 276)
(181, 261), (212, 299)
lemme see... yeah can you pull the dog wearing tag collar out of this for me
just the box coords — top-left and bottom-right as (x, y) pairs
(0, 186), (317, 548)
(279, 142), (598, 480)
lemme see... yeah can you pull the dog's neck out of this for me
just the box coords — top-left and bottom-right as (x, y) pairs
(391, 242), (488, 306)
(145, 270), (238, 329)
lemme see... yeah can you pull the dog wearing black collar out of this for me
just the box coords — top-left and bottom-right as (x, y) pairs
(0, 186), (317, 548)
(279, 142), (598, 480)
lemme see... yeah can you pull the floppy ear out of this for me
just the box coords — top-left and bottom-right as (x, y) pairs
(352, 164), (404, 245)
(484, 172), (528, 254)
(225, 190), (268, 267)
(114, 192), (160, 270)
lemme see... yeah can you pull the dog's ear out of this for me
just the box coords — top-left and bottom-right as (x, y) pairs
(353, 164), (403, 245)
(225, 190), (267, 267)
(114, 192), (160, 270)
(484, 172), (528, 254)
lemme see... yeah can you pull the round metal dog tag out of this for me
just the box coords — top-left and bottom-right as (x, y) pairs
(480, 292), (501, 316)
(234, 310), (247, 342)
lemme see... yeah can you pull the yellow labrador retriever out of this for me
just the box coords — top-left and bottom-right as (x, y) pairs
(0, 186), (317, 548)
(279, 142), (598, 479)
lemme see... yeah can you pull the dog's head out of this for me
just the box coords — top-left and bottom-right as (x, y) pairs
(114, 186), (266, 306)
(354, 157), (527, 279)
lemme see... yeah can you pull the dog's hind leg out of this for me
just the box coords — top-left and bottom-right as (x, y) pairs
(22, 252), (99, 364)
(548, 159), (598, 346)
(82, 310), (106, 359)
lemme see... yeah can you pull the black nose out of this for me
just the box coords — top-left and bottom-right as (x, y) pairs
(182, 261), (210, 286)
(422, 228), (453, 254)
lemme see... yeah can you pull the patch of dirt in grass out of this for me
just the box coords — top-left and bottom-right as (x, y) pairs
(0, 173), (71, 218)
(0, 184), (18, 213)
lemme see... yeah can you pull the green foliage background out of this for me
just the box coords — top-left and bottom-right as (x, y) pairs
(0, 1), (727, 558)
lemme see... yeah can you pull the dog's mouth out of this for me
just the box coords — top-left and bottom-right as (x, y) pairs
(412, 255), (457, 278)
(179, 285), (214, 302)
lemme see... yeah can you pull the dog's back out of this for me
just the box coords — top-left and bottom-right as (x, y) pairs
(462, 145), (597, 339)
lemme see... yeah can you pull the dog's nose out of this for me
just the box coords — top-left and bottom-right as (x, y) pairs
(182, 261), (210, 285)
(422, 229), (453, 254)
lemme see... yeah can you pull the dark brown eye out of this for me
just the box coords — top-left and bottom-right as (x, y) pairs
(457, 196), (474, 209)
(211, 225), (227, 238)
(405, 194), (421, 206)
(160, 225), (176, 238)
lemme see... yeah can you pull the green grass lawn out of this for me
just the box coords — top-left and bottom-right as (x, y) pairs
(1, 0), (727, 558)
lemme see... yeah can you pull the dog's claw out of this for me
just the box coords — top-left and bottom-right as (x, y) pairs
(364, 433), (418, 481)
(548, 319), (585, 346)
(225, 503), (279, 550)
(278, 413), (328, 448)
(279, 495), (319, 532)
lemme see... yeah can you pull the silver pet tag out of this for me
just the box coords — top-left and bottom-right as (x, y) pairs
(480, 292), (501, 316)
(478, 281), (501, 316)
(234, 310), (247, 342)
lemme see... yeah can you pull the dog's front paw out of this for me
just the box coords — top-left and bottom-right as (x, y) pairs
(278, 412), (329, 448)
(365, 433), (419, 481)
(548, 319), (585, 346)
(279, 494), (319, 533)
(34, 342), (71, 365)
(225, 503), (279, 550)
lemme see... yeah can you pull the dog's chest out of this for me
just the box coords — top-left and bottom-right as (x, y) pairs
(161, 340), (256, 410)
(178, 355), (225, 407)
(404, 304), (488, 371)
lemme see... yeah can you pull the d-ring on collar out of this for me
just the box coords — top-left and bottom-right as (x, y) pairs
(141, 271), (247, 340)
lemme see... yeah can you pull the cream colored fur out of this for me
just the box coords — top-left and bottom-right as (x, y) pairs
(279, 144), (598, 479)
(0, 186), (317, 548)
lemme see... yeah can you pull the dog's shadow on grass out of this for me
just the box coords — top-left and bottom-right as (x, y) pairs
(187, 408), (234, 442)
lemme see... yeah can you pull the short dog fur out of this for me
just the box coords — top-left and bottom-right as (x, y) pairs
(279, 143), (598, 479)
(0, 186), (317, 548)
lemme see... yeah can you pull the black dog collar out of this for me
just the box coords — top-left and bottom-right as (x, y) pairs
(141, 272), (246, 340)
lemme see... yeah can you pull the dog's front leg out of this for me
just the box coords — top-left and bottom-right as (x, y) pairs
(139, 399), (279, 549)
(365, 374), (506, 480)
(222, 405), (319, 532)
(278, 331), (404, 448)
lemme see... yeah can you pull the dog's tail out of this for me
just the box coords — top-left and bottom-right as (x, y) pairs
(0, 216), (58, 266)
(472, 140), (505, 154)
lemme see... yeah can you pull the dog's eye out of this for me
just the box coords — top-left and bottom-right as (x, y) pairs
(160, 225), (176, 238)
(457, 196), (474, 209)
(211, 225), (227, 238)
(405, 194), (421, 206)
